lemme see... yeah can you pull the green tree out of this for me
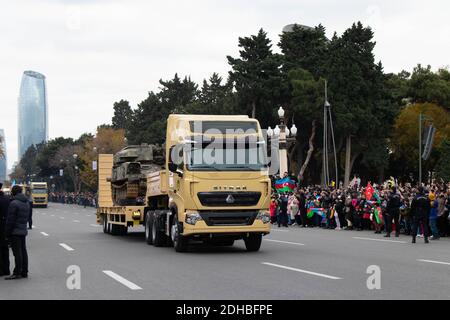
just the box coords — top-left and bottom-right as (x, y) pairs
(279, 24), (328, 79)
(408, 65), (450, 109)
(390, 103), (450, 180)
(324, 22), (397, 184)
(36, 137), (75, 177)
(112, 99), (133, 131)
(227, 28), (283, 126)
(435, 139), (450, 181)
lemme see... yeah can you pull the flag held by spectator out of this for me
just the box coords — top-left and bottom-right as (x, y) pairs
(365, 183), (374, 201)
(275, 177), (295, 193)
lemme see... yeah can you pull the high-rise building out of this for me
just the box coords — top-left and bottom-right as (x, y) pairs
(0, 129), (6, 183)
(18, 70), (48, 159)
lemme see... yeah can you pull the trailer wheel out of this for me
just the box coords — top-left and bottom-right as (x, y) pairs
(244, 234), (262, 252)
(171, 214), (188, 252)
(145, 214), (153, 245)
(152, 216), (165, 247)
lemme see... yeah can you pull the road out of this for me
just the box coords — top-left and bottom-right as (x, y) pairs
(1, 203), (449, 300)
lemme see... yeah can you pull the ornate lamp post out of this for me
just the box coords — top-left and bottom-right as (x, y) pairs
(267, 107), (298, 176)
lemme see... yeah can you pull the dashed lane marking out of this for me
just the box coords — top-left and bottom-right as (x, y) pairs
(90, 224), (101, 227)
(73, 220), (80, 223)
(352, 237), (407, 244)
(264, 239), (305, 246)
(102, 271), (142, 290)
(417, 259), (450, 266)
(40, 232), (49, 236)
(262, 262), (342, 280)
(59, 243), (75, 251)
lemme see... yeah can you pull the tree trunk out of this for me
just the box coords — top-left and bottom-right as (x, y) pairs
(298, 120), (316, 182)
(251, 101), (256, 119)
(344, 135), (351, 187)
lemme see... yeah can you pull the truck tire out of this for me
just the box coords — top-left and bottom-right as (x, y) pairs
(145, 214), (153, 245)
(103, 215), (109, 234)
(152, 216), (165, 247)
(111, 224), (119, 235)
(171, 214), (188, 252)
(244, 234), (262, 252)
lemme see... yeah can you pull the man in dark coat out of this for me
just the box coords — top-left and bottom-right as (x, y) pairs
(5, 185), (30, 280)
(410, 186), (431, 244)
(385, 187), (401, 237)
(0, 182), (11, 276)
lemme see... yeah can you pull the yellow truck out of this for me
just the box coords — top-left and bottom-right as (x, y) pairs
(97, 114), (271, 252)
(30, 182), (48, 207)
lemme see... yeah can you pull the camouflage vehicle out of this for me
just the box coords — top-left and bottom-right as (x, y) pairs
(111, 144), (164, 206)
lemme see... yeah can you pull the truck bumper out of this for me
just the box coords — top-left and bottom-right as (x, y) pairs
(182, 220), (270, 236)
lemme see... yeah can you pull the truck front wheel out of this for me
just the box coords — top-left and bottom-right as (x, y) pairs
(244, 234), (262, 252)
(171, 214), (188, 252)
(152, 216), (165, 247)
(145, 214), (153, 245)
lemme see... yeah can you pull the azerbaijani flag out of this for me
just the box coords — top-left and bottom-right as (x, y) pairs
(373, 207), (382, 225)
(307, 207), (326, 219)
(275, 177), (296, 193)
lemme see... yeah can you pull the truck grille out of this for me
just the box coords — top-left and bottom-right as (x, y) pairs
(34, 197), (46, 203)
(197, 192), (261, 207)
(199, 211), (258, 226)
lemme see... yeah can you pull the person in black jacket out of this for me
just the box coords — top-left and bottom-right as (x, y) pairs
(0, 183), (11, 276)
(410, 186), (431, 244)
(5, 185), (30, 280)
(385, 187), (401, 237)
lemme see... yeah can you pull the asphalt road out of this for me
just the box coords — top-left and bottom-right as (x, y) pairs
(1, 203), (449, 300)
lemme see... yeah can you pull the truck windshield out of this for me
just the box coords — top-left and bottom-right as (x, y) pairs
(185, 141), (268, 171)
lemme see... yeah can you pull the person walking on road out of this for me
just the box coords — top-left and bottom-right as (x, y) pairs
(5, 185), (30, 280)
(410, 186), (431, 244)
(0, 182), (11, 277)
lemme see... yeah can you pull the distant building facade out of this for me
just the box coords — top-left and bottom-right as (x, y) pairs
(0, 129), (6, 183)
(18, 70), (48, 159)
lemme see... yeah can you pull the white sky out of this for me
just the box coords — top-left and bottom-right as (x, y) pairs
(1, 0), (450, 169)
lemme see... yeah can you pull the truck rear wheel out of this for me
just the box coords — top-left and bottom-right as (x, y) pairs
(145, 214), (153, 245)
(244, 234), (262, 252)
(103, 215), (110, 234)
(171, 214), (188, 252)
(152, 216), (165, 247)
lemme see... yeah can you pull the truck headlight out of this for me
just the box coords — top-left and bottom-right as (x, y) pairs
(132, 210), (141, 220)
(185, 212), (202, 225)
(256, 210), (271, 224)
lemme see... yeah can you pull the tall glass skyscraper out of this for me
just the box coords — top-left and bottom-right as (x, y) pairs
(0, 129), (6, 183)
(18, 70), (48, 158)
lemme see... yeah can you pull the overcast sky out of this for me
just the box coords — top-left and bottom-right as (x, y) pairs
(1, 0), (449, 169)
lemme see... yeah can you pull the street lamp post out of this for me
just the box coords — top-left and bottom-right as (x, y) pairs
(267, 107), (298, 176)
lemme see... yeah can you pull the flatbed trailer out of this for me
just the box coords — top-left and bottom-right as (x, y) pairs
(96, 115), (272, 252)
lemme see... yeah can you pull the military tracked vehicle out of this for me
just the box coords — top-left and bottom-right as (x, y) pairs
(111, 144), (164, 206)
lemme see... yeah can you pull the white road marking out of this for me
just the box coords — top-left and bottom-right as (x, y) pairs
(352, 237), (407, 244)
(51, 215), (55, 217)
(265, 239), (305, 246)
(59, 243), (74, 251)
(60, 217), (65, 220)
(270, 228), (289, 233)
(73, 220), (80, 223)
(262, 262), (342, 280)
(102, 271), (142, 290)
(417, 259), (450, 266)
(40, 232), (49, 237)
(90, 224), (101, 227)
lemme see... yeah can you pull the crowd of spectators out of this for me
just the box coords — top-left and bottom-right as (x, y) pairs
(270, 173), (450, 240)
(49, 192), (97, 208)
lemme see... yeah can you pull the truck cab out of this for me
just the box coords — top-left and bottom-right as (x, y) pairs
(146, 115), (271, 252)
(30, 182), (48, 208)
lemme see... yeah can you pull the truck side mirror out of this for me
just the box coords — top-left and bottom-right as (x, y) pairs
(168, 162), (178, 173)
